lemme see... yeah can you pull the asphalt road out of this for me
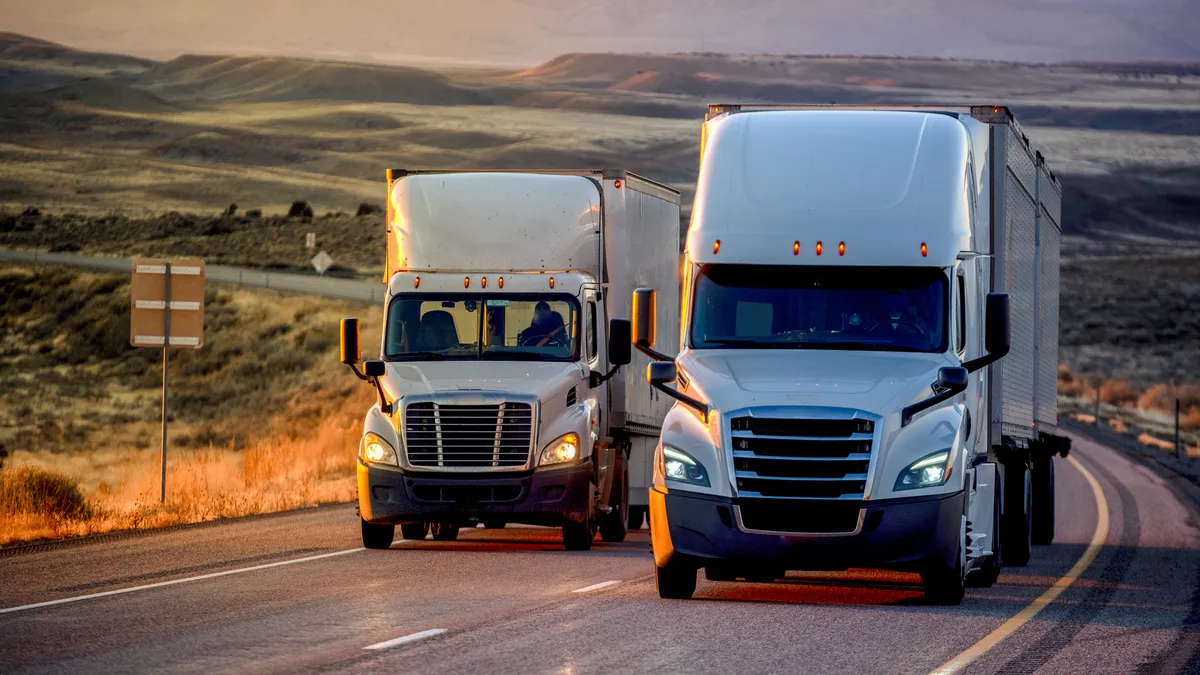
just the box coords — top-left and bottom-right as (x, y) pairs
(2, 431), (1198, 675)
(0, 248), (380, 304)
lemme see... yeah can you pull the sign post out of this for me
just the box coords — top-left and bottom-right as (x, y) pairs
(131, 258), (206, 503)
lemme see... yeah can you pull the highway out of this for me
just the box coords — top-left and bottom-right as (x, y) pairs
(2, 431), (1199, 674)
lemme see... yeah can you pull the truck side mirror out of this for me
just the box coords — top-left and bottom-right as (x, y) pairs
(938, 366), (968, 390)
(340, 318), (361, 366)
(633, 288), (657, 348)
(647, 361), (677, 385)
(903, 366), (970, 426)
(985, 293), (1011, 356)
(608, 318), (632, 367)
(363, 360), (386, 378)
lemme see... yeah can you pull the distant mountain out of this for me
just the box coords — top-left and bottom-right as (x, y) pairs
(3, 1), (1199, 65)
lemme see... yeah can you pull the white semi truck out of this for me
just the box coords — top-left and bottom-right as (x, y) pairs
(339, 169), (680, 550)
(636, 105), (1070, 603)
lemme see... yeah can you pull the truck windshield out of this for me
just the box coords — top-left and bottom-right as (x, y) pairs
(384, 295), (579, 361)
(691, 265), (948, 353)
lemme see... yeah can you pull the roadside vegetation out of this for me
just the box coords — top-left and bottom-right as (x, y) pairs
(0, 264), (380, 546)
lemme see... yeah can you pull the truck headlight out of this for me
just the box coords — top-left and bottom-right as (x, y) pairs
(539, 433), (580, 467)
(661, 444), (710, 487)
(360, 432), (398, 466)
(895, 449), (952, 490)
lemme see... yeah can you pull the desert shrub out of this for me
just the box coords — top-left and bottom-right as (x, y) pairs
(245, 208), (262, 219)
(356, 202), (382, 216)
(1057, 364), (1095, 398)
(1099, 379), (1139, 406)
(0, 466), (92, 519)
(287, 201), (314, 218)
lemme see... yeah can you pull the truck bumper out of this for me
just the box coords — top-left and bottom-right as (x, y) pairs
(358, 460), (593, 527)
(649, 487), (964, 572)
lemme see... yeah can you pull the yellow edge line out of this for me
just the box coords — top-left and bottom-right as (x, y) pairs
(929, 453), (1110, 675)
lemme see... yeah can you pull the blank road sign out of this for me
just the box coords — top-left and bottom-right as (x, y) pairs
(131, 258), (206, 348)
(312, 250), (333, 275)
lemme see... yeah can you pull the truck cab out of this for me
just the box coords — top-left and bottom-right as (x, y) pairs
(340, 169), (679, 550)
(640, 105), (1066, 603)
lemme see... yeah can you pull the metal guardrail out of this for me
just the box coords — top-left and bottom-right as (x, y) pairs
(1, 249), (381, 304)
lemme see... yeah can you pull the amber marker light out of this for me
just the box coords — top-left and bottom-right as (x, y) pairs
(549, 276), (555, 289)
(498, 276), (504, 289)
(793, 241), (800, 256)
(838, 241), (846, 256)
(921, 242), (928, 257)
(414, 276), (420, 289)
(713, 239), (721, 254)
(481, 276), (487, 289)
(815, 241), (823, 256)
(614, 180), (622, 188)
(464, 276), (470, 288)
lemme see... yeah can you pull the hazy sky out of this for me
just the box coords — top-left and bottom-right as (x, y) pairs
(3, 0), (1198, 65)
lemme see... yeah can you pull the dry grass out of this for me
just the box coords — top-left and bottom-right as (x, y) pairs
(0, 392), (369, 547)
(1059, 365), (1200, 431)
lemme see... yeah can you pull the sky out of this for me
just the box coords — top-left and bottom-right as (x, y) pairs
(3, 0), (1198, 66)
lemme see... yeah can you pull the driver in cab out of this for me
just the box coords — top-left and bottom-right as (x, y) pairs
(875, 290), (930, 339)
(519, 301), (566, 347)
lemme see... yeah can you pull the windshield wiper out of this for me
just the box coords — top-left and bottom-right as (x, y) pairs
(480, 351), (557, 361)
(386, 351), (448, 360)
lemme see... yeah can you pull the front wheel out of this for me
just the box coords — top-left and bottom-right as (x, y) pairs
(599, 457), (629, 543)
(922, 519), (965, 605)
(1001, 461), (1032, 567)
(656, 561), (697, 599)
(361, 519), (395, 550)
(562, 513), (595, 551)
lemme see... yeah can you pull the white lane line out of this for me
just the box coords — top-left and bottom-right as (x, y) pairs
(929, 453), (1110, 675)
(572, 580), (621, 593)
(363, 629), (448, 651)
(0, 548), (364, 615)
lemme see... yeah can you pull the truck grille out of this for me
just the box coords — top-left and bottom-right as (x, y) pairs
(404, 402), (533, 468)
(730, 414), (874, 500)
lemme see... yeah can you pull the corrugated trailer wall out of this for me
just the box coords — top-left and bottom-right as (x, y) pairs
(991, 120), (1062, 443)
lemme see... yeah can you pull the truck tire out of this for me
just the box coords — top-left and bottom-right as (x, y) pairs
(922, 521), (965, 605)
(1031, 455), (1056, 545)
(966, 476), (1002, 588)
(1001, 460), (1032, 567)
(430, 522), (459, 541)
(599, 457), (629, 543)
(562, 513), (595, 551)
(627, 506), (647, 531)
(656, 560), (697, 599)
(361, 519), (395, 550)
(400, 522), (428, 540)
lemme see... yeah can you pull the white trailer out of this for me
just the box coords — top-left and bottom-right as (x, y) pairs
(635, 104), (1068, 602)
(339, 169), (679, 549)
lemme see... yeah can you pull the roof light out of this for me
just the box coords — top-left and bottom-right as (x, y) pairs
(498, 276), (504, 289)
(549, 276), (555, 289)
(713, 239), (721, 254)
(414, 276), (420, 289)
(815, 241), (823, 256)
(793, 241), (800, 256)
(920, 242), (928, 257)
(614, 179), (622, 188)
(464, 276), (470, 288)
(481, 276), (487, 289)
(838, 241), (845, 256)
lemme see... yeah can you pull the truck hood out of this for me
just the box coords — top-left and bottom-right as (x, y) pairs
(380, 361), (588, 401)
(679, 349), (951, 415)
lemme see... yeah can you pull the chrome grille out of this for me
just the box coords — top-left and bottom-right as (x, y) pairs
(731, 414), (874, 501)
(404, 402), (533, 468)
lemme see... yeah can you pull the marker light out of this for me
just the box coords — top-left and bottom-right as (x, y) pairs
(548, 276), (555, 289)
(464, 276), (470, 288)
(414, 276), (420, 289)
(713, 239), (721, 255)
(793, 241), (800, 256)
(498, 276), (504, 289)
(815, 241), (823, 256)
(481, 277), (487, 289)
(838, 241), (846, 256)
(921, 242), (928, 257)
(614, 180), (622, 188)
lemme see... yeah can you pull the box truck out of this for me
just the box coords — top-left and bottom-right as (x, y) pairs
(339, 169), (680, 550)
(635, 105), (1070, 602)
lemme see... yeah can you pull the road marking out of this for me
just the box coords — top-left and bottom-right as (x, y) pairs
(929, 454), (1110, 675)
(572, 580), (621, 593)
(0, 548), (363, 615)
(363, 629), (448, 651)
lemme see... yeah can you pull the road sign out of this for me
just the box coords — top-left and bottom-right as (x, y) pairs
(131, 258), (206, 348)
(312, 250), (333, 276)
(305, 232), (316, 250)
(130, 257), (205, 504)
